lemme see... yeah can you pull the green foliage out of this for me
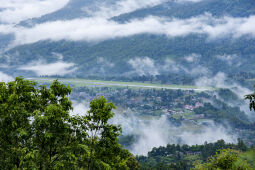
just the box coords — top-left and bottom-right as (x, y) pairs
(238, 149), (255, 168)
(245, 86), (255, 112)
(0, 77), (138, 169)
(193, 149), (251, 170)
(137, 140), (249, 170)
(85, 97), (139, 170)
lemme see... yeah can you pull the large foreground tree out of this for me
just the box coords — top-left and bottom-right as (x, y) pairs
(0, 77), (139, 169)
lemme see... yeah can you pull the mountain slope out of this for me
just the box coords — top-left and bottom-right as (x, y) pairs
(1, 0), (255, 77)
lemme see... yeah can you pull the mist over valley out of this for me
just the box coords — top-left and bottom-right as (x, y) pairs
(1, 0), (255, 169)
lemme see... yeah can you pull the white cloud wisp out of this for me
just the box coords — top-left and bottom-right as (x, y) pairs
(19, 60), (77, 76)
(0, 72), (14, 82)
(0, 0), (70, 24)
(7, 14), (255, 46)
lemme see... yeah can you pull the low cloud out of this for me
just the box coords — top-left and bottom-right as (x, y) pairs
(18, 60), (77, 76)
(185, 53), (201, 63)
(161, 59), (184, 73)
(0, 24), (14, 34)
(178, 126), (236, 146)
(5, 13), (254, 46)
(94, 57), (115, 74)
(52, 52), (64, 60)
(128, 57), (159, 76)
(0, 0), (70, 24)
(112, 113), (236, 155)
(127, 56), (210, 76)
(83, 0), (203, 19)
(129, 115), (174, 155)
(0, 72), (13, 82)
(215, 54), (239, 66)
(196, 72), (253, 117)
(84, 0), (169, 19)
(196, 72), (251, 99)
(188, 65), (211, 76)
(177, 0), (202, 2)
(111, 114), (173, 155)
(71, 97), (233, 156)
(168, 60), (210, 76)
(71, 100), (90, 116)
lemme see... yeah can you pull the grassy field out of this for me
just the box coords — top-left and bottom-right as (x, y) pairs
(28, 77), (213, 91)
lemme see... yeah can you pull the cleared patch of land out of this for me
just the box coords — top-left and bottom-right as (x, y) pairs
(28, 78), (213, 91)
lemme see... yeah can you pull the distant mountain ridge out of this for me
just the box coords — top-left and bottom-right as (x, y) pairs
(1, 0), (255, 77)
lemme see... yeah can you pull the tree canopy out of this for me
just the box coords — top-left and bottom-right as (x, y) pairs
(193, 149), (251, 170)
(245, 86), (255, 112)
(0, 77), (139, 169)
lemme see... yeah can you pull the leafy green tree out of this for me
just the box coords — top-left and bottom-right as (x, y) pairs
(0, 77), (138, 169)
(193, 149), (251, 170)
(245, 88), (255, 111)
(84, 96), (139, 169)
(0, 77), (38, 169)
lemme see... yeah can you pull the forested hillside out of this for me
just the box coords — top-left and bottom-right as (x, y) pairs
(137, 139), (251, 169)
(1, 0), (255, 78)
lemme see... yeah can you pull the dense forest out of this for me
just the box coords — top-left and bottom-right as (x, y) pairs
(137, 139), (252, 169)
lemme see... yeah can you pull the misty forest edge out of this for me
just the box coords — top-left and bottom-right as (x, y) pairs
(0, 77), (255, 169)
